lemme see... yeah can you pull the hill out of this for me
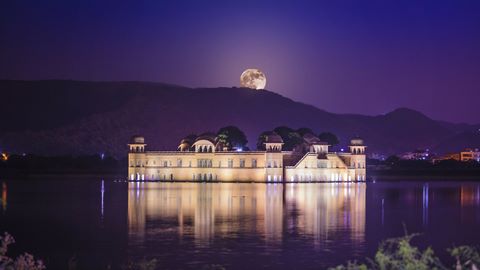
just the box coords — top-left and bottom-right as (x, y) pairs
(0, 80), (478, 157)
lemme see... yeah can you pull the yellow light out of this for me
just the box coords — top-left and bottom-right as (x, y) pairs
(1, 153), (8, 161)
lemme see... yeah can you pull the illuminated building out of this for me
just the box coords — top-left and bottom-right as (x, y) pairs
(433, 148), (480, 163)
(128, 132), (366, 182)
(460, 148), (480, 162)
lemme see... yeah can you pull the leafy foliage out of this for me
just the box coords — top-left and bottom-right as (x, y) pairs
(0, 232), (45, 270)
(331, 234), (480, 270)
(216, 126), (248, 150)
(121, 258), (158, 270)
(449, 246), (480, 270)
(296, 127), (314, 136)
(318, 132), (340, 146)
(256, 131), (270, 151)
(273, 126), (303, 151)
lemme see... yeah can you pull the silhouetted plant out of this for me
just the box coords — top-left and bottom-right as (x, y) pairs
(216, 126), (248, 150)
(256, 131), (270, 150)
(318, 132), (340, 146)
(331, 233), (480, 270)
(296, 127), (314, 136)
(450, 246), (480, 270)
(121, 258), (157, 270)
(0, 232), (45, 270)
(273, 126), (304, 151)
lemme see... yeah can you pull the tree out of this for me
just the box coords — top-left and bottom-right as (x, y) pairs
(256, 131), (270, 151)
(296, 127), (314, 136)
(216, 126), (248, 150)
(273, 126), (294, 139)
(318, 132), (339, 146)
(273, 126), (303, 151)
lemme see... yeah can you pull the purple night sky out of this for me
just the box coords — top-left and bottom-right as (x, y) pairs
(1, 0), (479, 123)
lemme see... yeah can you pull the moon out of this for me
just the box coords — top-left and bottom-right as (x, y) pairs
(240, 68), (266, 90)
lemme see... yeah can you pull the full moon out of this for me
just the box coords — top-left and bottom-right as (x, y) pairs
(240, 68), (266, 90)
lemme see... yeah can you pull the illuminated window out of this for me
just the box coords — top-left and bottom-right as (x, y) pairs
(198, 159), (212, 168)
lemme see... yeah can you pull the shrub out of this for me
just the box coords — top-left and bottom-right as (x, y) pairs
(0, 232), (45, 270)
(331, 234), (479, 270)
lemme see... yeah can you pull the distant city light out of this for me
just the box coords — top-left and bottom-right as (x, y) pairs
(101, 153), (105, 160)
(1, 153), (8, 161)
(236, 148), (243, 152)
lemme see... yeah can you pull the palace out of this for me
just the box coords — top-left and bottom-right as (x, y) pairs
(128, 132), (366, 182)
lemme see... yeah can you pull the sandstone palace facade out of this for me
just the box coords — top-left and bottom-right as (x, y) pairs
(128, 132), (366, 182)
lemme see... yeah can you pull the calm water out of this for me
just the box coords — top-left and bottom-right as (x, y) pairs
(0, 177), (480, 269)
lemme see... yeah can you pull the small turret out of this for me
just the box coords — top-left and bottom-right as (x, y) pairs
(264, 132), (283, 152)
(349, 137), (366, 155)
(128, 135), (146, 153)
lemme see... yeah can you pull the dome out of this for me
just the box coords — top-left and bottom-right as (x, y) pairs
(180, 139), (192, 145)
(350, 137), (364, 146)
(130, 135), (145, 144)
(177, 142), (191, 151)
(180, 137), (194, 145)
(265, 132), (283, 144)
(195, 132), (216, 143)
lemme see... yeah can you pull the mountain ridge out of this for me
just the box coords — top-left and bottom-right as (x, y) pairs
(0, 80), (478, 157)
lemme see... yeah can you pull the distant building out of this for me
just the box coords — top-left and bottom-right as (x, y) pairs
(433, 148), (480, 163)
(460, 148), (480, 162)
(127, 133), (367, 182)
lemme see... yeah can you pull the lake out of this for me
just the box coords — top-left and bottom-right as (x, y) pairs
(0, 177), (479, 269)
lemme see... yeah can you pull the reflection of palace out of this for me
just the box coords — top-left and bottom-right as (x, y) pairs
(461, 185), (480, 206)
(286, 183), (366, 244)
(127, 133), (366, 182)
(128, 182), (366, 246)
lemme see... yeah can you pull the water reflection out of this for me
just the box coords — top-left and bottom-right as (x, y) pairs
(461, 185), (480, 206)
(423, 183), (429, 226)
(128, 182), (366, 247)
(1, 182), (6, 212)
